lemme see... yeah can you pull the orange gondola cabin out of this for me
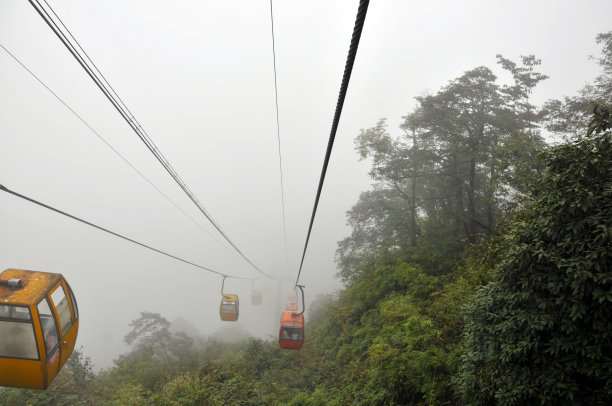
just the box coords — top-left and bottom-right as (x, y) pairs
(278, 311), (304, 350)
(285, 300), (298, 311)
(0, 269), (79, 389)
(219, 294), (239, 322)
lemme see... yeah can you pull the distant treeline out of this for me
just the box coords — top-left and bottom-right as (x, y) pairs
(2, 32), (611, 406)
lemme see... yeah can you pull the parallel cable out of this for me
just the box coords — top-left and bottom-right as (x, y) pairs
(28, 0), (272, 278)
(295, 0), (370, 286)
(0, 184), (251, 280)
(269, 0), (289, 271)
(0, 41), (236, 258)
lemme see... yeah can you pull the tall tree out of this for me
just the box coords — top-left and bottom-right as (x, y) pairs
(542, 31), (612, 139)
(340, 56), (548, 281)
(458, 111), (612, 405)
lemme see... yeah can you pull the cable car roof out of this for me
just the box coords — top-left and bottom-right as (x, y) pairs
(0, 269), (62, 306)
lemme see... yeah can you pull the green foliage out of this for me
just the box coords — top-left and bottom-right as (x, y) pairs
(542, 31), (612, 139)
(341, 56), (548, 282)
(458, 118), (612, 404)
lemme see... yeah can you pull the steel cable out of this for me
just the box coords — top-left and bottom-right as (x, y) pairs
(0, 184), (252, 280)
(269, 0), (290, 271)
(0, 41), (237, 258)
(295, 0), (370, 286)
(28, 0), (272, 278)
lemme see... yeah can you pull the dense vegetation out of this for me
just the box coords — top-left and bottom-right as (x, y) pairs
(2, 32), (611, 405)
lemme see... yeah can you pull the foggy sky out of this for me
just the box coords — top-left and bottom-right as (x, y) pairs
(1, 0), (610, 369)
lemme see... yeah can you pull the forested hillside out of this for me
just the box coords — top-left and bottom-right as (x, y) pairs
(2, 32), (611, 406)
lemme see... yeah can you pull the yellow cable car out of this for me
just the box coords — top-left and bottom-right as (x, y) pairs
(0, 269), (79, 389)
(219, 277), (238, 321)
(251, 289), (262, 305)
(220, 294), (239, 321)
(251, 280), (262, 305)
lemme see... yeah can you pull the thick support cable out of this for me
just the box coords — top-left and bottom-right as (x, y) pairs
(269, 0), (290, 271)
(0, 184), (251, 280)
(295, 0), (370, 286)
(0, 41), (235, 258)
(28, 0), (272, 279)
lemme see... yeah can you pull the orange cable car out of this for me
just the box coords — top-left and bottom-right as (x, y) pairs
(219, 276), (239, 322)
(0, 269), (79, 389)
(285, 300), (297, 311)
(288, 288), (298, 302)
(279, 285), (305, 350)
(279, 311), (304, 350)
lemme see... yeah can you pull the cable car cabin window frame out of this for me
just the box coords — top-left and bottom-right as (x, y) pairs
(279, 326), (303, 341)
(50, 283), (73, 334)
(36, 297), (60, 360)
(65, 281), (79, 321)
(0, 304), (40, 361)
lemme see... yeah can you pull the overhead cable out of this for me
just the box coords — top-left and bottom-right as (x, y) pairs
(0, 41), (236, 259)
(28, 0), (272, 279)
(0, 184), (251, 280)
(295, 0), (370, 286)
(269, 0), (290, 271)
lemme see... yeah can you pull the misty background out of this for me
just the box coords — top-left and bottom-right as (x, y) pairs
(1, 0), (611, 369)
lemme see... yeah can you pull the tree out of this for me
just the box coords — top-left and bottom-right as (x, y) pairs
(124, 312), (195, 365)
(341, 56), (548, 280)
(458, 111), (612, 405)
(542, 31), (612, 139)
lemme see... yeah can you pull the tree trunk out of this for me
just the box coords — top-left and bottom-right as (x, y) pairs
(487, 157), (495, 234)
(468, 158), (477, 242)
(410, 179), (417, 247)
(410, 129), (418, 247)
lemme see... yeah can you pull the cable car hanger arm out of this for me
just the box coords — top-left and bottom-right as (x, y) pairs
(294, 284), (305, 316)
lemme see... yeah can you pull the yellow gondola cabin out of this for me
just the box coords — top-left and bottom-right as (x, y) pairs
(251, 289), (262, 305)
(219, 294), (239, 321)
(219, 276), (239, 321)
(0, 269), (79, 390)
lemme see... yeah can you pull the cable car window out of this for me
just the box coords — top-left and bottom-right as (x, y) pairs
(50, 284), (73, 333)
(66, 282), (78, 320)
(221, 303), (236, 313)
(11, 306), (32, 321)
(0, 305), (38, 360)
(280, 327), (303, 340)
(37, 299), (59, 358)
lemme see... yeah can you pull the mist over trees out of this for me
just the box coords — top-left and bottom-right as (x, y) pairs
(2, 32), (611, 405)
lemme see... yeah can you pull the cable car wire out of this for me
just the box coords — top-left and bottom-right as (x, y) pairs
(0, 183), (252, 281)
(295, 0), (370, 286)
(0, 41), (236, 259)
(28, 0), (272, 279)
(269, 0), (290, 271)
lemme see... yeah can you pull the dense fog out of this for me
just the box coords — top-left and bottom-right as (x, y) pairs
(1, 0), (610, 371)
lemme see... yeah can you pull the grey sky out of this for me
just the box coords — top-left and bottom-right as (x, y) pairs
(1, 0), (610, 368)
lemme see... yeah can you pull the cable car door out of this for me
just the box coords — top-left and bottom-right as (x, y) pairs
(49, 282), (77, 368)
(36, 297), (61, 387)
